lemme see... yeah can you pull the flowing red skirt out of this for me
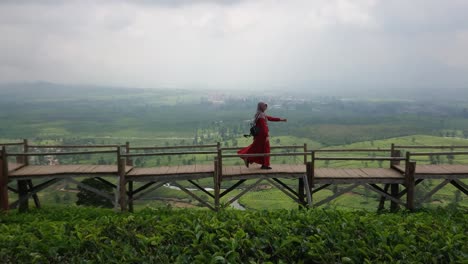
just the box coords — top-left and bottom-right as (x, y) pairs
(238, 136), (270, 166)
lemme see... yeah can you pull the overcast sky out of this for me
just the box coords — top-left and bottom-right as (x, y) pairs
(0, 0), (467, 92)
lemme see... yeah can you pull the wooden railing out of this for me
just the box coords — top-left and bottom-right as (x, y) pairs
(123, 142), (220, 165)
(0, 142), (24, 146)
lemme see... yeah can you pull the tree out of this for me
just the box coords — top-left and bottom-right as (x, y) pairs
(98, 156), (106, 165)
(53, 193), (61, 203)
(76, 178), (113, 208)
(447, 153), (454, 164)
(63, 193), (72, 203)
(378, 160), (383, 168)
(463, 129), (468, 139)
(454, 190), (461, 204)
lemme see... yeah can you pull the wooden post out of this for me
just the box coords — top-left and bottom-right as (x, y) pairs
(125, 142), (132, 166)
(216, 142), (222, 211)
(306, 161), (314, 207)
(0, 147), (9, 211)
(377, 184), (390, 211)
(390, 184), (399, 212)
(303, 143), (308, 164)
(390, 143), (401, 167)
(217, 143), (223, 182)
(214, 158), (220, 211)
(301, 145), (308, 208)
(18, 141), (29, 212)
(310, 151), (316, 206)
(118, 157), (127, 212)
(128, 181), (134, 213)
(125, 143), (134, 212)
(405, 152), (416, 211)
(15, 154), (41, 209)
(17, 180), (29, 212)
(298, 178), (305, 209)
(23, 139), (29, 166)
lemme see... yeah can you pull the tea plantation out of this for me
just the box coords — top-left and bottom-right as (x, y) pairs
(0, 206), (466, 263)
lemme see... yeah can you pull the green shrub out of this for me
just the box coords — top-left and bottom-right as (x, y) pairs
(0, 206), (466, 263)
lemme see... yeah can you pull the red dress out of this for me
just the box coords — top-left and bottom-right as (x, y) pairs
(238, 115), (281, 166)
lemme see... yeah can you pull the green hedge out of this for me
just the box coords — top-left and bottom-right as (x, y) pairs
(0, 207), (466, 263)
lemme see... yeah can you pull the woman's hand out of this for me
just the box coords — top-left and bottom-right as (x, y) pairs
(281, 118), (287, 122)
(266, 137), (269, 142)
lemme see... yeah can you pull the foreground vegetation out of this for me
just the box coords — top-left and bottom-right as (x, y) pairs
(0, 206), (466, 263)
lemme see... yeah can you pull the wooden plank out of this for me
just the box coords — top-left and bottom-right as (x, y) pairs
(343, 169), (365, 178)
(176, 165), (196, 174)
(131, 182), (167, 201)
(314, 183), (360, 207)
(7, 163), (23, 172)
(451, 180), (468, 195)
(239, 165), (251, 175)
(315, 168), (331, 178)
(365, 184), (406, 207)
(194, 164), (214, 173)
(77, 165), (97, 173)
(416, 165), (451, 174)
(90, 165), (118, 174)
(166, 165), (180, 175)
(437, 164), (468, 174)
(129, 144), (218, 150)
(222, 166), (234, 176)
(289, 164), (306, 173)
(223, 178), (264, 208)
(335, 169), (352, 178)
(266, 178), (300, 203)
(392, 165), (405, 173)
(172, 182), (215, 211)
(418, 179), (451, 204)
(359, 168), (404, 179)
(127, 166), (171, 177)
(11, 150), (117, 156)
(9, 178), (61, 210)
(10, 165), (119, 177)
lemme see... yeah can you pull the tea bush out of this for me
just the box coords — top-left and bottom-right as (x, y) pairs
(0, 206), (466, 263)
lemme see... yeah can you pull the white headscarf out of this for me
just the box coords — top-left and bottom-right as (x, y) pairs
(254, 101), (267, 122)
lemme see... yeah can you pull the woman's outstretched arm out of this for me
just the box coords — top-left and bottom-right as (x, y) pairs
(266, 116), (287, 122)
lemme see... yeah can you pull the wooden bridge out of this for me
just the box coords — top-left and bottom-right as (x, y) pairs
(0, 140), (466, 212)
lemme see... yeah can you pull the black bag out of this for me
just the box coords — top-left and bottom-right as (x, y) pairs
(244, 122), (260, 137)
(250, 124), (260, 137)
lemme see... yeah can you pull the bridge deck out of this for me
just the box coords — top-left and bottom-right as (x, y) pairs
(222, 164), (305, 179)
(9, 165), (133, 178)
(220, 165), (404, 183)
(394, 164), (468, 177)
(7, 162), (23, 172)
(315, 168), (404, 183)
(126, 165), (214, 181)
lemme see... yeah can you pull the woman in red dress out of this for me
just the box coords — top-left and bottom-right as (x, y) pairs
(238, 102), (287, 169)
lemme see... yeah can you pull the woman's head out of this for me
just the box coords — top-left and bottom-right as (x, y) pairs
(257, 101), (268, 112)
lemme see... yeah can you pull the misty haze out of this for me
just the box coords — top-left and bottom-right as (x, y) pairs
(0, 1), (467, 263)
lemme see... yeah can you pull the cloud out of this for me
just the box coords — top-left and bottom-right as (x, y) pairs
(0, 0), (467, 92)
